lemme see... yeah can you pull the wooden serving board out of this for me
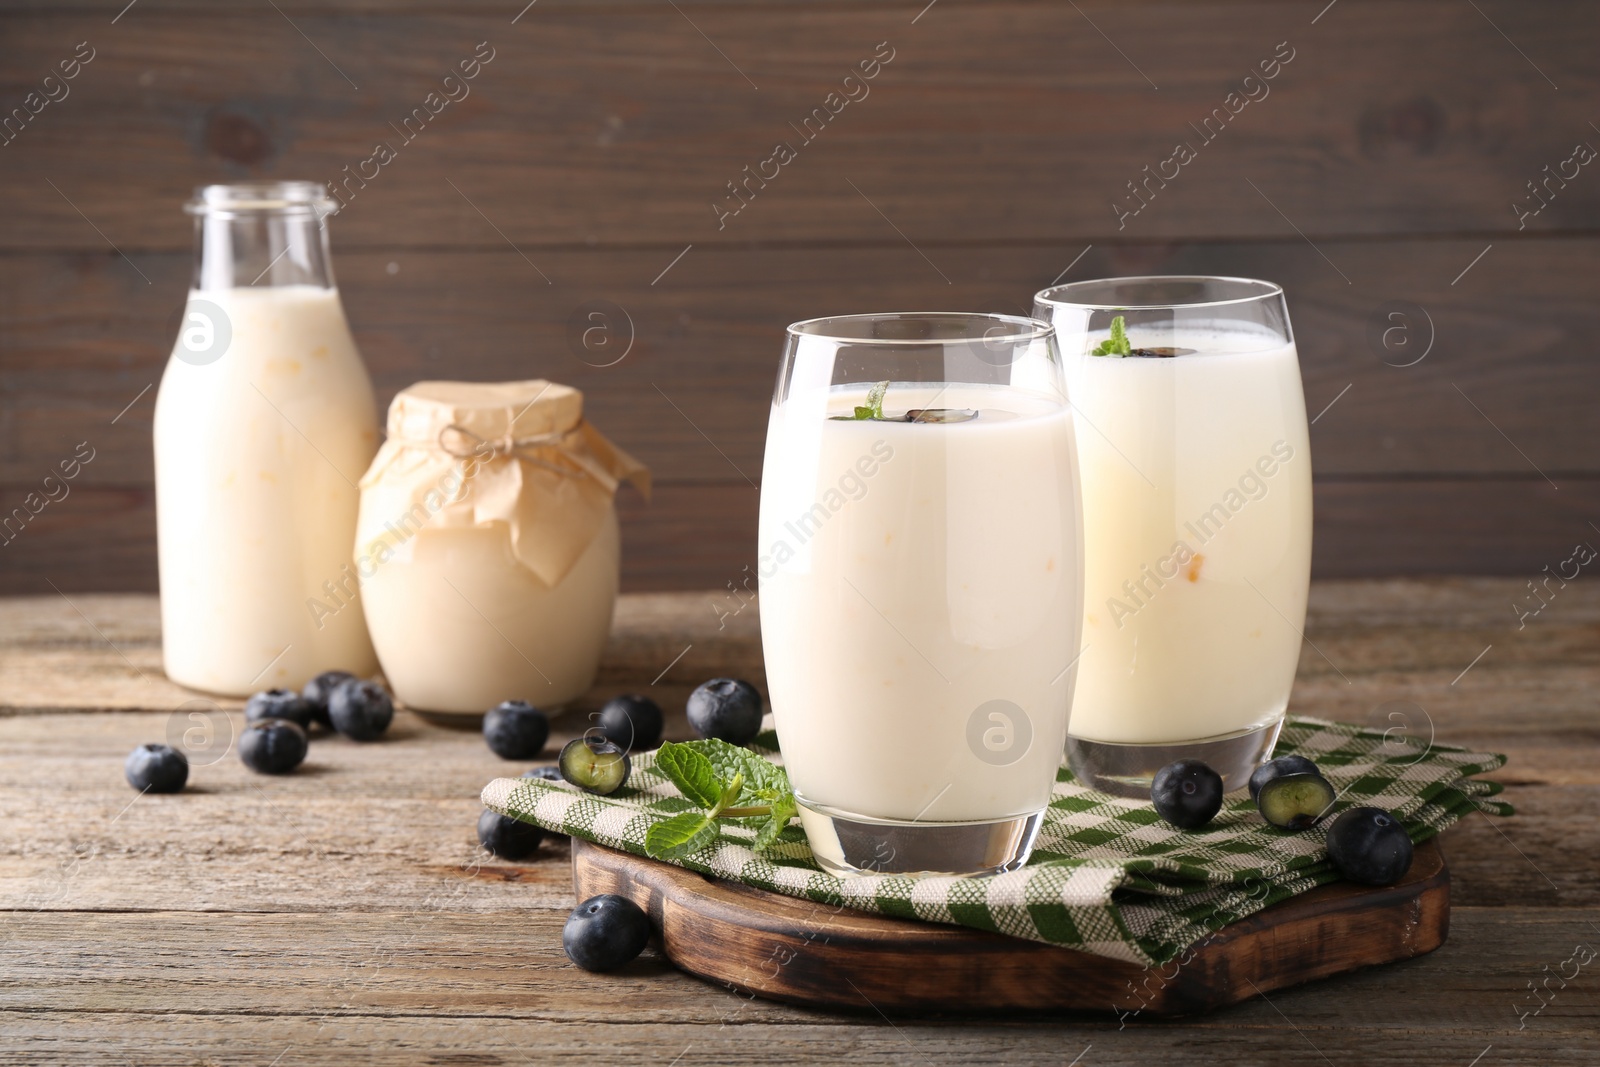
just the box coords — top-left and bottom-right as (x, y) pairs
(572, 837), (1450, 1016)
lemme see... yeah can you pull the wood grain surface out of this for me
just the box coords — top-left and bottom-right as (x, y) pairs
(0, 582), (1595, 1063)
(2, 2), (1597, 592)
(570, 837), (1450, 1015)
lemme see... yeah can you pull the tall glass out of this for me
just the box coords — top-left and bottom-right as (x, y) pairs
(1033, 277), (1312, 796)
(758, 313), (1083, 875)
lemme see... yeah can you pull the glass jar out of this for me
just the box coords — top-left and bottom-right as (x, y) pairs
(355, 380), (649, 715)
(153, 182), (379, 696)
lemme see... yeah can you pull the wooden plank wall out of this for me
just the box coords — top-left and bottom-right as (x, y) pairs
(0, 1), (1596, 593)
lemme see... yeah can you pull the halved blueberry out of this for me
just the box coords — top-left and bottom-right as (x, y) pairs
(1248, 754), (1322, 801)
(595, 694), (664, 752)
(238, 719), (309, 775)
(1150, 760), (1224, 830)
(1326, 806), (1414, 885)
(328, 679), (394, 741)
(245, 688), (313, 732)
(477, 808), (544, 860)
(124, 743), (188, 794)
(484, 700), (550, 760)
(563, 893), (651, 972)
(1256, 772), (1337, 830)
(686, 678), (762, 746)
(559, 737), (631, 795)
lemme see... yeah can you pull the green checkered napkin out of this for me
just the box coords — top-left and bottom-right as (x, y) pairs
(481, 716), (1510, 966)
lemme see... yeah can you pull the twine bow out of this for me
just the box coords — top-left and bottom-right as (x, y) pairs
(434, 421), (616, 489)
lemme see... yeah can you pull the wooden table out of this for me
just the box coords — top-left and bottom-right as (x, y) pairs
(0, 580), (1594, 1065)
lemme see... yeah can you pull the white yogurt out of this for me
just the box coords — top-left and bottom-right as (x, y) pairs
(153, 285), (379, 695)
(758, 383), (1083, 823)
(1066, 330), (1313, 744)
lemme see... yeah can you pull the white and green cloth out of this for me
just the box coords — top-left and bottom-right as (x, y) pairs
(481, 716), (1509, 966)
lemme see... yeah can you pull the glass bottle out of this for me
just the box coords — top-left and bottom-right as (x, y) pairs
(153, 182), (379, 695)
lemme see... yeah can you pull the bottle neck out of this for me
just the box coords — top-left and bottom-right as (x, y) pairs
(192, 209), (336, 292)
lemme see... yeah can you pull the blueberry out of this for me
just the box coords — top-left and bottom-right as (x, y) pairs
(1150, 760), (1224, 830)
(1256, 772), (1337, 830)
(477, 808), (545, 860)
(483, 700), (550, 760)
(238, 719), (309, 775)
(1326, 806), (1414, 885)
(124, 743), (188, 793)
(595, 694), (664, 752)
(563, 893), (651, 972)
(686, 678), (763, 746)
(302, 670), (355, 728)
(1248, 754), (1322, 801)
(328, 679), (394, 741)
(559, 737), (631, 795)
(245, 688), (313, 731)
(522, 765), (564, 781)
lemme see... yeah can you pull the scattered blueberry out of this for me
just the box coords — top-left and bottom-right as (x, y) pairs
(595, 694), (664, 752)
(245, 688), (314, 731)
(522, 765), (564, 781)
(686, 678), (763, 746)
(328, 679), (394, 741)
(1248, 754), (1322, 802)
(483, 700), (550, 760)
(1326, 806), (1414, 885)
(1256, 772), (1337, 830)
(302, 670), (355, 728)
(477, 808), (545, 860)
(559, 737), (631, 795)
(563, 893), (652, 972)
(1150, 759), (1224, 830)
(238, 719), (309, 775)
(124, 743), (188, 793)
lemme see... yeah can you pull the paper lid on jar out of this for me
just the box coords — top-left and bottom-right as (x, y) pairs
(356, 379), (649, 587)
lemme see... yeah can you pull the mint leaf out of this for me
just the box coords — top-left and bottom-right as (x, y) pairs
(691, 738), (790, 806)
(853, 380), (890, 420)
(645, 739), (797, 858)
(645, 810), (720, 860)
(754, 793), (798, 852)
(654, 742), (722, 808)
(1092, 315), (1131, 357)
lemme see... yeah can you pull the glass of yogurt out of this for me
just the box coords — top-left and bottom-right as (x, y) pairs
(1032, 277), (1313, 797)
(758, 313), (1083, 876)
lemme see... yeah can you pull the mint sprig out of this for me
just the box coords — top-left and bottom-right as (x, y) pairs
(1092, 315), (1131, 357)
(853, 380), (889, 420)
(644, 739), (796, 861)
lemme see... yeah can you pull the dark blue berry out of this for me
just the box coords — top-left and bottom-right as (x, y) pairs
(328, 679), (393, 741)
(595, 694), (664, 752)
(686, 678), (762, 746)
(301, 670), (355, 728)
(522, 765), (563, 780)
(1151, 760), (1224, 830)
(1256, 772), (1337, 830)
(563, 893), (651, 972)
(124, 743), (188, 793)
(1326, 806), (1414, 885)
(1248, 754), (1321, 801)
(559, 737), (631, 795)
(483, 700), (549, 760)
(245, 688), (313, 731)
(477, 808), (545, 860)
(238, 719), (308, 775)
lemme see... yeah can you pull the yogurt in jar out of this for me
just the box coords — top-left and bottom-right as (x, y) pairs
(355, 380), (648, 714)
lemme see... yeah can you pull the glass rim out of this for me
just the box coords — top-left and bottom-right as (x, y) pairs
(786, 311), (1053, 345)
(185, 181), (338, 217)
(1033, 275), (1284, 312)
